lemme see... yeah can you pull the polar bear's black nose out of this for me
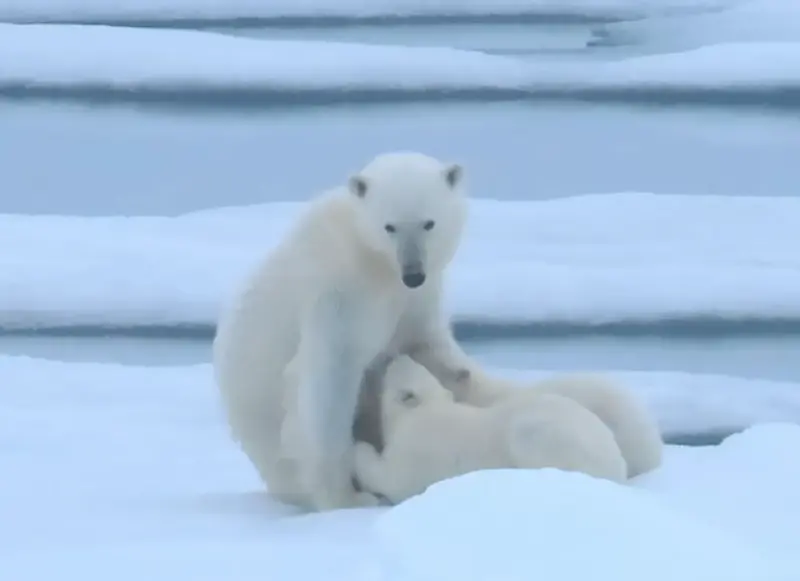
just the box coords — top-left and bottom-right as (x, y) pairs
(402, 272), (426, 288)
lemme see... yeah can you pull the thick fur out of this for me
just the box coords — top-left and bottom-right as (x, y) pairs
(353, 357), (628, 505)
(212, 152), (482, 512)
(454, 371), (664, 478)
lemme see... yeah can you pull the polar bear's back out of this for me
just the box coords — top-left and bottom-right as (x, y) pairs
(210, 243), (304, 490)
(213, 250), (301, 403)
(213, 189), (363, 400)
(528, 374), (663, 478)
(505, 394), (628, 482)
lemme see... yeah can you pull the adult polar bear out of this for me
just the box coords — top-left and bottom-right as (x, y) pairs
(213, 152), (479, 512)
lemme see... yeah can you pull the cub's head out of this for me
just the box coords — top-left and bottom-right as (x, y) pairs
(347, 151), (468, 289)
(380, 363), (455, 431)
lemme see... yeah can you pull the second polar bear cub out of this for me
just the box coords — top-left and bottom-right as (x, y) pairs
(453, 371), (664, 478)
(353, 357), (627, 505)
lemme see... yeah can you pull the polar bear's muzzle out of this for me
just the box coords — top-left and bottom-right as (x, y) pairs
(397, 235), (427, 289)
(401, 269), (426, 289)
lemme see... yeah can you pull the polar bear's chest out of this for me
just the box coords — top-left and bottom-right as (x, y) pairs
(352, 290), (410, 357)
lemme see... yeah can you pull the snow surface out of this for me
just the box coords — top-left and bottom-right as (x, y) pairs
(375, 467), (798, 581)
(1, 354), (799, 580)
(0, 0), (731, 23)
(2, 24), (800, 93)
(597, 0), (800, 49)
(0, 24), (530, 91)
(1, 193), (797, 330)
(590, 41), (800, 87)
(500, 368), (800, 436)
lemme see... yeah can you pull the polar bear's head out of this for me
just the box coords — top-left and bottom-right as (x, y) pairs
(381, 357), (455, 430)
(347, 151), (468, 289)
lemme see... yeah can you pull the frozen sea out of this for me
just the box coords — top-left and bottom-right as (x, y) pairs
(1, 1), (800, 579)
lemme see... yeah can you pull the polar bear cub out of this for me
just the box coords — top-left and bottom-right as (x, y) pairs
(353, 357), (628, 505)
(454, 371), (664, 478)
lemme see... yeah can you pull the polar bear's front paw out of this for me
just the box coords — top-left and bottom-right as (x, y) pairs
(313, 481), (379, 511)
(306, 456), (379, 511)
(439, 367), (472, 399)
(351, 490), (381, 508)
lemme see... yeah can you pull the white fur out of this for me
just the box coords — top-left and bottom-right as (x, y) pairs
(353, 357), (628, 505)
(454, 371), (664, 478)
(212, 151), (479, 512)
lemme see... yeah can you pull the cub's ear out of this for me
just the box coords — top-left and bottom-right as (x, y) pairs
(349, 175), (368, 198)
(443, 163), (463, 189)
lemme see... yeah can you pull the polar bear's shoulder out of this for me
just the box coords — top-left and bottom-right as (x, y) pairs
(281, 188), (358, 251)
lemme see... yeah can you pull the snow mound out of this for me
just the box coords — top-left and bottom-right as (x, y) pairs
(374, 465), (798, 581)
(637, 423), (800, 555)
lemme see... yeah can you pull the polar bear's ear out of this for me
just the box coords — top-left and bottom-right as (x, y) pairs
(443, 163), (463, 189)
(348, 175), (369, 198)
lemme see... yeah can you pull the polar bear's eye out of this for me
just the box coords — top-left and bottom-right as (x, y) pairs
(423, 220), (435, 231)
(400, 392), (418, 405)
(384, 224), (396, 234)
